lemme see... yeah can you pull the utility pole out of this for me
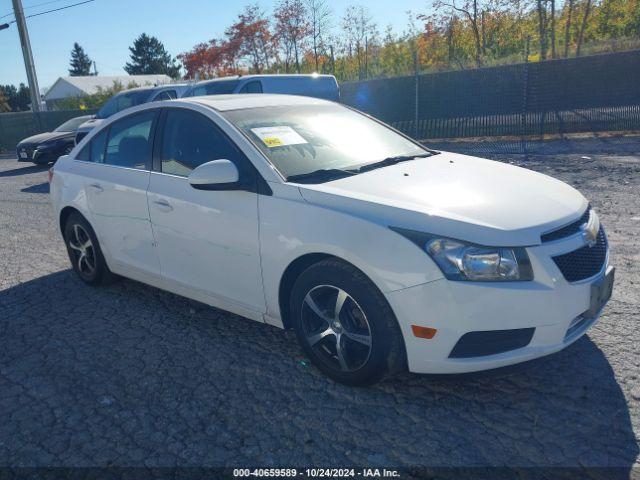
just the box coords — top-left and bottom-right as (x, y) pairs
(11, 0), (42, 112)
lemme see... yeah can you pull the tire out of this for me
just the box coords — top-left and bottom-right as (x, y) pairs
(63, 212), (116, 286)
(290, 258), (406, 386)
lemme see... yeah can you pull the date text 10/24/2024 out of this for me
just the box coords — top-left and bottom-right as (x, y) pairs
(233, 468), (401, 478)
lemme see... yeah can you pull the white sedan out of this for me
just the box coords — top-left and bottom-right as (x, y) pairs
(50, 94), (614, 385)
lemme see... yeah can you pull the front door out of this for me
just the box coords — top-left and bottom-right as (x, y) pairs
(146, 108), (265, 313)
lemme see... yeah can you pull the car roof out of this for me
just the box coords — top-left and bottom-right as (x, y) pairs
(183, 93), (332, 112)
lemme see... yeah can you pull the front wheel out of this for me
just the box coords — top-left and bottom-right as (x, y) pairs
(290, 259), (405, 386)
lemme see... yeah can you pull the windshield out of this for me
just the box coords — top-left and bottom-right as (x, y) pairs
(189, 80), (239, 97)
(223, 104), (429, 180)
(54, 116), (90, 132)
(96, 90), (151, 119)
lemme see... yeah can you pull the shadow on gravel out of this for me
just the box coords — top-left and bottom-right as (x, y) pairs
(21, 182), (50, 194)
(0, 270), (637, 474)
(0, 164), (48, 178)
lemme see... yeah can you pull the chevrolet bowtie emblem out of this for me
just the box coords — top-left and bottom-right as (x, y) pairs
(581, 210), (600, 248)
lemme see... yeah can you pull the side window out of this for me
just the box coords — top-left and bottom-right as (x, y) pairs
(239, 81), (262, 94)
(104, 111), (156, 169)
(160, 109), (242, 177)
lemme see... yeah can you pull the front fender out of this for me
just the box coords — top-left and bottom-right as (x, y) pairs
(258, 183), (444, 322)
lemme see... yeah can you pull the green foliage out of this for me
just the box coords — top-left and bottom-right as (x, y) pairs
(124, 33), (181, 78)
(0, 83), (31, 111)
(69, 42), (94, 76)
(0, 90), (10, 113)
(179, 0), (640, 82)
(54, 80), (138, 111)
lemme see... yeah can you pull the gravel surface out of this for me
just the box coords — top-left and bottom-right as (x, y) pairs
(0, 145), (638, 475)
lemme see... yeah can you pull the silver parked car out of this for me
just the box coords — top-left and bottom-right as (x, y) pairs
(75, 84), (191, 144)
(183, 74), (340, 102)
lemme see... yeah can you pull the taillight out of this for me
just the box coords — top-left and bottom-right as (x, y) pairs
(48, 167), (54, 183)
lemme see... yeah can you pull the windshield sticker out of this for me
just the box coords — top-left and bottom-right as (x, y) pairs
(251, 126), (307, 148)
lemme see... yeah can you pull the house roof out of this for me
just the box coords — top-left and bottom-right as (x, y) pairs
(44, 75), (173, 100)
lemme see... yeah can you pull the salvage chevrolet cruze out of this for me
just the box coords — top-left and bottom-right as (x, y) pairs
(50, 94), (614, 385)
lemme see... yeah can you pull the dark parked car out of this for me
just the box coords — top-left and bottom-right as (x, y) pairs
(17, 115), (93, 165)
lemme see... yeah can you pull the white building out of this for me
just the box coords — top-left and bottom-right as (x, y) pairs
(44, 75), (172, 109)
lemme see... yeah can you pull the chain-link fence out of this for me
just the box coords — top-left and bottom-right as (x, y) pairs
(0, 109), (97, 153)
(341, 49), (640, 154)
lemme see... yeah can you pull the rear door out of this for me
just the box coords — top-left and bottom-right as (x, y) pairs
(74, 110), (161, 277)
(146, 107), (265, 313)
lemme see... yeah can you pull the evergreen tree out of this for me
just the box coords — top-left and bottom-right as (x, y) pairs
(124, 33), (181, 78)
(0, 90), (10, 112)
(69, 42), (94, 76)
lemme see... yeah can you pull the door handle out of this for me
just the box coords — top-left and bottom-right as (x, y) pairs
(89, 183), (103, 193)
(153, 199), (173, 212)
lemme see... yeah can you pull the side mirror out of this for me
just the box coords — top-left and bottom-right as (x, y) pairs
(188, 159), (241, 190)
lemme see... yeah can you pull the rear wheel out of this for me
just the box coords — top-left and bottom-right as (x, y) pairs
(290, 258), (405, 386)
(63, 212), (115, 286)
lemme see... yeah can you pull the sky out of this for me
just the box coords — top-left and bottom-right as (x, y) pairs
(0, 0), (428, 91)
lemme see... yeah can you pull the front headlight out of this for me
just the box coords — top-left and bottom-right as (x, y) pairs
(391, 228), (533, 282)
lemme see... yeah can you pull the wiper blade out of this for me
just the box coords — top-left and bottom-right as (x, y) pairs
(286, 168), (356, 184)
(354, 153), (434, 173)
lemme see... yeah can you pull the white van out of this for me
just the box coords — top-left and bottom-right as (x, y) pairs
(183, 74), (340, 101)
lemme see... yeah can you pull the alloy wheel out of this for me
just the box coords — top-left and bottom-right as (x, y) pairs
(300, 285), (373, 372)
(67, 223), (96, 277)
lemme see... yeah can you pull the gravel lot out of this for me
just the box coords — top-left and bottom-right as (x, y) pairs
(0, 140), (639, 477)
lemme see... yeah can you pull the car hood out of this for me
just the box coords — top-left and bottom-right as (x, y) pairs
(297, 152), (587, 246)
(18, 131), (71, 146)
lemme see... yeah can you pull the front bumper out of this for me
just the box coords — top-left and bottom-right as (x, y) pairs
(17, 145), (62, 164)
(386, 233), (612, 374)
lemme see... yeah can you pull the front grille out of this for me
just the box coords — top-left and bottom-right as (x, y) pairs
(552, 226), (607, 282)
(541, 206), (591, 243)
(449, 328), (535, 358)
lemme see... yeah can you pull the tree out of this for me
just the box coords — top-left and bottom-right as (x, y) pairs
(69, 42), (94, 76)
(0, 90), (10, 112)
(124, 33), (181, 78)
(275, 0), (311, 73)
(225, 4), (275, 73)
(0, 83), (30, 111)
(342, 5), (376, 79)
(436, 0), (484, 66)
(178, 39), (239, 78)
(564, 0), (575, 57)
(307, 0), (332, 70)
(576, 0), (593, 55)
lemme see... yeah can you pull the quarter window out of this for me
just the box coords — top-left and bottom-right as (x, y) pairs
(104, 111), (156, 169)
(160, 109), (242, 177)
